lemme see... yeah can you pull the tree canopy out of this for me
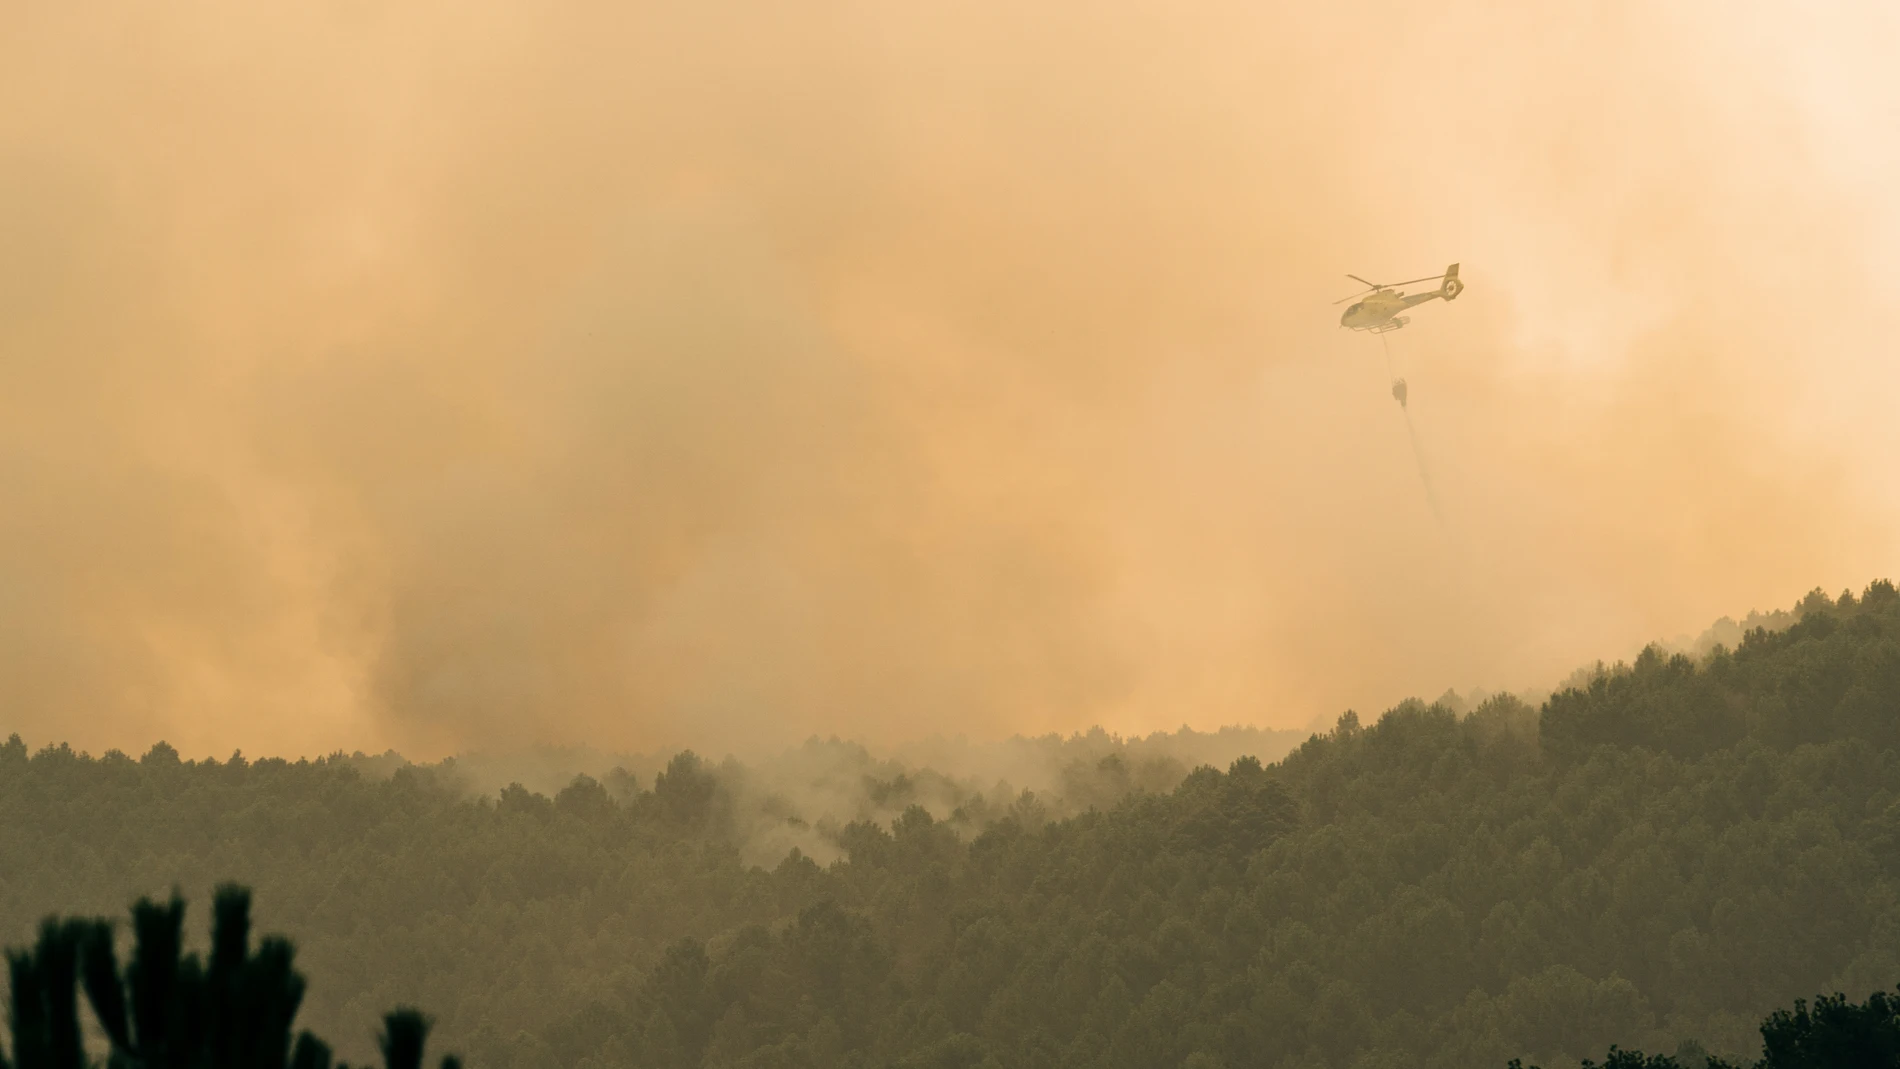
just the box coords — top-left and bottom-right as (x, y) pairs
(3, 581), (1898, 1068)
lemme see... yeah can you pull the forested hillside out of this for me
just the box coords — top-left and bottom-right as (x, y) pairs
(0, 729), (1297, 1065)
(4, 582), (1899, 1069)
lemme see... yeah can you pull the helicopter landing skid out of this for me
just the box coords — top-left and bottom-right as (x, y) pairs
(1364, 317), (1409, 334)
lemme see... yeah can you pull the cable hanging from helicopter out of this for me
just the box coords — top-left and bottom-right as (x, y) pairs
(1336, 262), (1464, 409)
(1335, 264), (1462, 521)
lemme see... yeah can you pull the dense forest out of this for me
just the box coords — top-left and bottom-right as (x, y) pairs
(9, 899), (1900, 1069)
(5, 581), (1900, 1069)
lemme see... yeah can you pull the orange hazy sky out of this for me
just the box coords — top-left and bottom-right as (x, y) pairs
(2, 0), (1897, 759)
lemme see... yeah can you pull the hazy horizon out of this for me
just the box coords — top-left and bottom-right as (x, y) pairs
(4, 1), (1898, 761)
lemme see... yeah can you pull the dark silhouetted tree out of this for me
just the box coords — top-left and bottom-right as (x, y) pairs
(1, 888), (459, 1069)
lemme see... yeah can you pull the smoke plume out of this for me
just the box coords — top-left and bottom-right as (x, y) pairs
(2, 0), (1897, 758)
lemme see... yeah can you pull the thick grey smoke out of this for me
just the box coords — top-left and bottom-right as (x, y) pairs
(2, 0), (1897, 759)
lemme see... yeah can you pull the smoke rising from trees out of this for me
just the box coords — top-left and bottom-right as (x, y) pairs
(2, 1), (1897, 758)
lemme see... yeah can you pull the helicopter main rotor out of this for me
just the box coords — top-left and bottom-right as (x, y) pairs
(1333, 270), (1452, 304)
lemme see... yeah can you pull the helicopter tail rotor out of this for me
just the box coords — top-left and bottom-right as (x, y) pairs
(1441, 263), (1464, 300)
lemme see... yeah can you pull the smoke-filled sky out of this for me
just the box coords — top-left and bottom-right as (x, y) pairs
(3, 0), (1897, 759)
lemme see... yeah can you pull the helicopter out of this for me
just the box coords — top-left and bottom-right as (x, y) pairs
(1336, 263), (1463, 333)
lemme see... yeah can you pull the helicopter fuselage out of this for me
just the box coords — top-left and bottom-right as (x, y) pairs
(1339, 288), (1446, 332)
(1337, 264), (1463, 332)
